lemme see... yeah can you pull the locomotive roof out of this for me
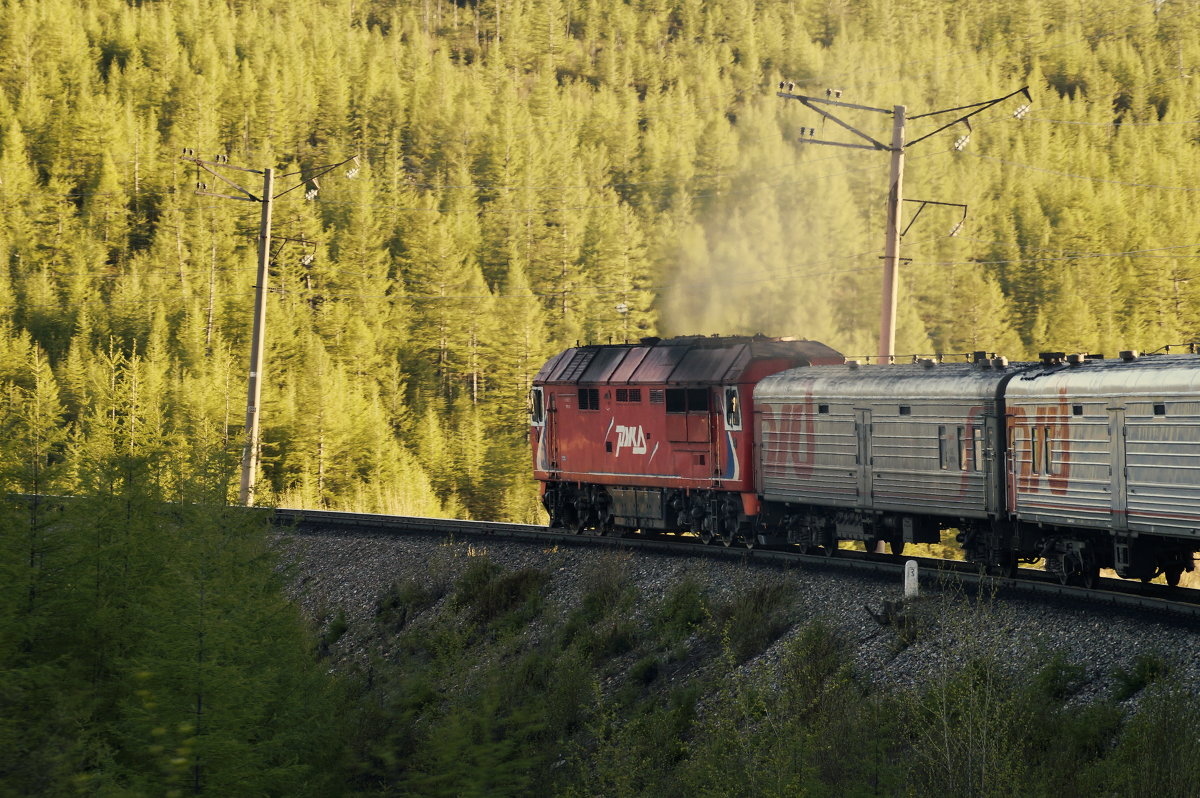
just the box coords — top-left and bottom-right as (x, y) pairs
(534, 335), (843, 386)
(1005, 353), (1200, 400)
(757, 361), (1027, 402)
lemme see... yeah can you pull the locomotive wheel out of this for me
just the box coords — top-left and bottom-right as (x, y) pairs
(698, 525), (714, 545)
(888, 537), (905, 556)
(1166, 566), (1183, 587)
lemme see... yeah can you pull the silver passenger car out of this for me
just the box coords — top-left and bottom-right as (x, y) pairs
(754, 361), (1015, 521)
(1005, 353), (1200, 540)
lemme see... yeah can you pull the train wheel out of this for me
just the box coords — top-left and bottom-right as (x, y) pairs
(1166, 566), (1183, 587)
(1055, 557), (1071, 586)
(993, 557), (1017, 579)
(1081, 566), (1099, 590)
(888, 537), (906, 556)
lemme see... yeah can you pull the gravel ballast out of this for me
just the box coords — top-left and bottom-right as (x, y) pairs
(279, 530), (1200, 704)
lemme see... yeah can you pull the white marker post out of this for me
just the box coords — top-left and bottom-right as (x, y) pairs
(904, 560), (919, 599)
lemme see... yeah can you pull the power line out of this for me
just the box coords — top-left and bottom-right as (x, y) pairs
(1009, 116), (1200, 126)
(956, 151), (1200, 191)
(909, 241), (1200, 267)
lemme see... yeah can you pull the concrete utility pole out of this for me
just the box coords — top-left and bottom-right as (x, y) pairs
(242, 167), (274, 506)
(181, 151), (360, 506)
(776, 85), (1032, 363)
(880, 106), (905, 362)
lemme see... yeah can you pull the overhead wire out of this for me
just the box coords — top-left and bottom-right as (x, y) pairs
(955, 151), (1200, 191)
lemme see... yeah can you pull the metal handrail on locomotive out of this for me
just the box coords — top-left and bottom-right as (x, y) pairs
(531, 337), (1200, 588)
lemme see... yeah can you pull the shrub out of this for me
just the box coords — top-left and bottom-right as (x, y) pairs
(1031, 652), (1086, 701)
(654, 577), (707, 643)
(454, 561), (547, 626)
(1113, 652), (1170, 701)
(710, 579), (794, 663)
(375, 578), (442, 633)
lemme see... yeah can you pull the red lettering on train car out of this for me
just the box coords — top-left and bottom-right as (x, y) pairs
(761, 390), (816, 479)
(1009, 389), (1073, 498)
(1046, 388), (1072, 496)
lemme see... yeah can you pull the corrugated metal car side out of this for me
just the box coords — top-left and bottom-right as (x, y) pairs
(1125, 401), (1200, 536)
(759, 404), (859, 505)
(871, 408), (988, 518)
(1008, 405), (1112, 528)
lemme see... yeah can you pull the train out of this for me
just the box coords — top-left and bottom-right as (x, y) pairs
(530, 334), (1200, 587)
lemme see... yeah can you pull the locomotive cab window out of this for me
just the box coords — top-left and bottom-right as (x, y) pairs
(530, 388), (545, 425)
(665, 388), (710, 413)
(724, 387), (742, 430)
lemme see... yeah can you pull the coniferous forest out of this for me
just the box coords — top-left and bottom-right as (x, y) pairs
(1, 0), (1200, 793)
(0, 0), (1197, 518)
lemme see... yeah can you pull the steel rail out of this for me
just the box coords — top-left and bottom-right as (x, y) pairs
(273, 508), (1200, 623)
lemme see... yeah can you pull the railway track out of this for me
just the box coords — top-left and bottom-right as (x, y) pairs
(273, 508), (1200, 623)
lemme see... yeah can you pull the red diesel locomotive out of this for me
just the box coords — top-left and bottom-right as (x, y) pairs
(531, 335), (843, 545)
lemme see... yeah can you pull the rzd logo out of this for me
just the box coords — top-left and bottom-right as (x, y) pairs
(615, 425), (647, 455)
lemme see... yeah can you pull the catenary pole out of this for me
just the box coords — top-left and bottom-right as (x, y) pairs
(879, 106), (905, 364)
(239, 167), (274, 505)
(776, 85), (1029, 363)
(180, 150), (363, 505)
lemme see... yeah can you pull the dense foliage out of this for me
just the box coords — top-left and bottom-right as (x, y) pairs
(0, 0), (1196, 513)
(325, 550), (1200, 797)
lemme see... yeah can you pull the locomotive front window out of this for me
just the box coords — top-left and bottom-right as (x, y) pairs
(531, 388), (544, 424)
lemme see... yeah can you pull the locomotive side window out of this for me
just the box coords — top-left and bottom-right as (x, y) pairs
(973, 427), (984, 471)
(531, 388), (545, 424)
(665, 389), (710, 413)
(578, 388), (600, 411)
(725, 387), (742, 430)
(615, 388), (642, 403)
